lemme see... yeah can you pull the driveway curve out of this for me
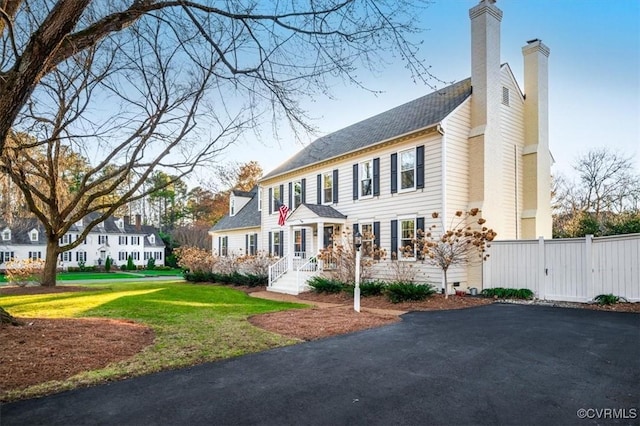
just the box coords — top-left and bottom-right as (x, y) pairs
(2, 304), (638, 425)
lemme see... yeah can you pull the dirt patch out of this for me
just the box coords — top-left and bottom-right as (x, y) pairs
(249, 306), (400, 341)
(0, 318), (154, 395)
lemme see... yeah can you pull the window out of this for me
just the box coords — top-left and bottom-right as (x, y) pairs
(257, 187), (262, 212)
(60, 251), (72, 262)
(118, 251), (128, 261)
(1, 229), (10, 241)
(247, 233), (258, 256)
(76, 251), (87, 263)
(131, 236), (140, 245)
(323, 172), (333, 204)
(1, 251), (15, 263)
(220, 236), (228, 256)
(294, 229), (307, 255)
(399, 218), (416, 259)
(98, 235), (108, 245)
(28, 251), (42, 260)
(230, 197), (236, 216)
(132, 252), (140, 260)
(60, 234), (72, 245)
(154, 251), (163, 260)
(502, 86), (510, 106)
(293, 181), (302, 209)
(399, 149), (416, 191)
(360, 160), (373, 197)
(119, 236), (128, 245)
(144, 252), (150, 260)
(30, 230), (38, 242)
(272, 232), (281, 257)
(148, 234), (155, 245)
(272, 186), (281, 212)
(360, 223), (374, 258)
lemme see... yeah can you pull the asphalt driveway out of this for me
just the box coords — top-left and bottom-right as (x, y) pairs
(2, 304), (638, 425)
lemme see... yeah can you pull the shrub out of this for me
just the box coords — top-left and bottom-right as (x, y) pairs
(174, 246), (215, 273)
(384, 282), (436, 303)
(5, 258), (45, 287)
(120, 264), (127, 271)
(360, 280), (386, 297)
(308, 276), (347, 294)
(594, 294), (627, 305)
(104, 256), (112, 272)
(127, 255), (136, 271)
(146, 257), (156, 270)
(480, 287), (534, 300)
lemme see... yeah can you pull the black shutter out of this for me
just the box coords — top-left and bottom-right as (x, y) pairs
(416, 145), (425, 189)
(391, 220), (398, 256)
(416, 217), (425, 260)
(245, 234), (249, 253)
(268, 232), (272, 256)
(279, 230), (284, 257)
(332, 169), (339, 203)
(279, 184), (284, 206)
(288, 182), (292, 208)
(218, 237), (221, 255)
(373, 158), (380, 196)
(373, 221), (381, 260)
(301, 229), (306, 254)
(391, 153), (398, 193)
(353, 164), (359, 200)
(268, 188), (273, 214)
(254, 233), (258, 255)
(317, 174), (322, 204)
(301, 178), (306, 204)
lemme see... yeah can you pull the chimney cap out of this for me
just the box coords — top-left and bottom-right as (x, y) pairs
(527, 38), (541, 44)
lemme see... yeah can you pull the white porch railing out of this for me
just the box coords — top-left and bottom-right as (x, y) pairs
(268, 255), (289, 287)
(296, 256), (320, 288)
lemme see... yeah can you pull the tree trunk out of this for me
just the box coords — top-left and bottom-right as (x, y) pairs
(41, 239), (60, 287)
(0, 306), (23, 326)
(443, 268), (449, 299)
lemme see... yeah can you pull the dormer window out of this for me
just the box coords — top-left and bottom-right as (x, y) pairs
(230, 197), (236, 216)
(1, 228), (10, 241)
(30, 229), (39, 242)
(75, 219), (84, 227)
(115, 218), (124, 229)
(148, 234), (155, 245)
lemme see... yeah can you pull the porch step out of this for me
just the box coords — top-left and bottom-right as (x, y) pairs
(267, 271), (313, 295)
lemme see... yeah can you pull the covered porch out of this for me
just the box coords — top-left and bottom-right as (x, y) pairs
(268, 204), (347, 295)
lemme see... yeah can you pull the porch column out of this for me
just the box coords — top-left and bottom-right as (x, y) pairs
(287, 225), (294, 270)
(317, 221), (324, 254)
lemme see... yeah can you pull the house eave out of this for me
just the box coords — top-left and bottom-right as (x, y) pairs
(259, 123), (442, 185)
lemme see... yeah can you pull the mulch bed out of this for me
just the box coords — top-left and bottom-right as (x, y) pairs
(0, 318), (154, 395)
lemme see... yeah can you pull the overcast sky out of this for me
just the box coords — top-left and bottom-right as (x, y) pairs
(201, 0), (640, 184)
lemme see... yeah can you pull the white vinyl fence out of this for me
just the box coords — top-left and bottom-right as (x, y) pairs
(483, 234), (640, 302)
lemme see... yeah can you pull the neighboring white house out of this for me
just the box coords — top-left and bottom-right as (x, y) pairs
(209, 188), (261, 257)
(211, 0), (553, 294)
(0, 213), (165, 270)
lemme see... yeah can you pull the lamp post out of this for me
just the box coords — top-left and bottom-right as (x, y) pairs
(354, 231), (362, 313)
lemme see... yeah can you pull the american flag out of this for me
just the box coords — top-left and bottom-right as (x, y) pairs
(277, 204), (290, 226)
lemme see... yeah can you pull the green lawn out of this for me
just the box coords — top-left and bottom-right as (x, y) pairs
(0, 269), (183, 283)
(1, 281), (307, 400)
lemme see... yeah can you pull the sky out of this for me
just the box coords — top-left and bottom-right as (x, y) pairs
(200, 0), (640, 184)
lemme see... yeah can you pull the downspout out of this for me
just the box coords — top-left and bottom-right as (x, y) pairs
(439, 123), (447, 293)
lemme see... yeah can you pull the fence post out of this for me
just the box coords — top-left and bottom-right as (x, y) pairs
(538, 237), (546, 299)
(585, 234), (593, 301)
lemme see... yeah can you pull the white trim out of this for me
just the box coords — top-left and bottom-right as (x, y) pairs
(398, 147), (417, 193)
(397, 215), (417, 261)
(359, 158), (374, 199)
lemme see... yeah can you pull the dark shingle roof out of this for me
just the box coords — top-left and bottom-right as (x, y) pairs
(211, 192), (261, 232)
(301, 204), (347, 219)
(232, 189), (254, 198)
(0, 218), (47, 245)
(262, 78), (471, 179)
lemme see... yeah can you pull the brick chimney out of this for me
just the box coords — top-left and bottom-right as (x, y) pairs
(468, 0), (506, 233)
(135, 214), (142, 231)
(522, 38), (552, 238)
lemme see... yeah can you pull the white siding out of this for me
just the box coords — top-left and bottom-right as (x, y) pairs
(499, 67), (525, 239)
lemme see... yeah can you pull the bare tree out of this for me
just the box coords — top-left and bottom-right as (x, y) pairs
(416, 210), (496, 299)
(0, 1), (435, 289)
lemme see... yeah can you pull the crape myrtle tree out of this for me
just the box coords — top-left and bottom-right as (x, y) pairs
(0, 0), (437, 292)
(411, 209), (496, 299)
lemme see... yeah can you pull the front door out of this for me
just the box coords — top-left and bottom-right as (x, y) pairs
(323, 226), (334, 249)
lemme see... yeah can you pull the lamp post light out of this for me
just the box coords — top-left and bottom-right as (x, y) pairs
(354, 231), (362, 313)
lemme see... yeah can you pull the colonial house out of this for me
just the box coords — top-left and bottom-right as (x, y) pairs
(0, 213), (165, 271)
(210, 0), (553, 294)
